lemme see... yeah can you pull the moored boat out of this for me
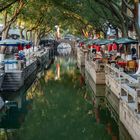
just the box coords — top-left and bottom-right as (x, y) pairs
(0, 39), (38, 91)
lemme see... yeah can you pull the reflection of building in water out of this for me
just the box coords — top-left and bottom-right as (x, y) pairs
(0, 69), (36, 129)
(105, 86), (119, 122)
(85, 69), (105, 107)
(85, 70), (105, 96)
(85, 73), (120, 139)
(105, 86), (133, 140)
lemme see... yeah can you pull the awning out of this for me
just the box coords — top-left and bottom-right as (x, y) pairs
(114, 38), (138, 44)
(95, 39), (113, 45)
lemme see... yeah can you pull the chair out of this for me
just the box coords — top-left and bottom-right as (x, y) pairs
(127, 60), (137, 72)
(102, 58), (108, 63)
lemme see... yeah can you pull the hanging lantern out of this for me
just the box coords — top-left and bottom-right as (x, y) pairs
(96, 45), (101, 52)
(26, 44), (31, 49)
(112, 43), (117, 50)
(108, 44), (112, 52)
(18, 44), (23, 51)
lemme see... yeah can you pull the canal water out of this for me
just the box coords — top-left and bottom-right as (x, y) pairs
(0, 57), (133, 140)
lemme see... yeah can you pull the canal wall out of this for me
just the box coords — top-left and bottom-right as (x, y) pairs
(76, 46), (136, 140)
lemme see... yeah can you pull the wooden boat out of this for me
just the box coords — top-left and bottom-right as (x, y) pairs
(0, 39), (38, 91)
(0, 66), (4, 89)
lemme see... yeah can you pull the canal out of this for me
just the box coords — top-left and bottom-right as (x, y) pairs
(0, 56), (133, 140)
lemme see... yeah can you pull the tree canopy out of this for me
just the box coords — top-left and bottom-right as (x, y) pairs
(0, 0), (139, 41)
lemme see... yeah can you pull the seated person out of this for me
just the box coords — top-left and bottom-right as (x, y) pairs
(100, 48), (105, 58)
(92, 48), (96, 54)
(132, 53), (137, 60)
(115, 55), (121, 61)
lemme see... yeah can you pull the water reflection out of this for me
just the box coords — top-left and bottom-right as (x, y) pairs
(105, 87), (119, 123)
(86, 74), (133, 140)
(15, 57), (114, 140)
(0, 57), (134, 140)
(0, 75), (37, 139)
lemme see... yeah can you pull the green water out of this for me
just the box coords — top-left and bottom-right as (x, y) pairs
(14, 57), (131, 140)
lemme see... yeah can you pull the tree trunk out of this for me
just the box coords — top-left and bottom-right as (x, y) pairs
(133, 1), (140, 41)
(2, 11), (8, 39)
(134, 21), (140, 41)
(25, 30), (28, 40)
(121, 22), (128, 37)
(35, 30), (41, 47)
(19, 28), (24, 39)
(2, 25), (10, 39)
(30, 31), (33, 41)
(115, 28), (119, 38)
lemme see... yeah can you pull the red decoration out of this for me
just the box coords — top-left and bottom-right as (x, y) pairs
(108, 44), (112, 52)
(96, 45), (101, 52)
(18, 44), (23, 51)
(94, 45), (97, 50)
(80, 42), (84, 47)
(26, 45), (31, 49)
(112, 43), (117, 50)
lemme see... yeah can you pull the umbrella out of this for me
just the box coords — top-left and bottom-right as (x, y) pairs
(114, 38), (138, 44)
(0, 39), (24, 46)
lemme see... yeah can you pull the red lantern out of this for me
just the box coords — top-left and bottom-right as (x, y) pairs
(18, 44), (23, 51)
(96, 45), (101, 52)
(94, 45), (97, 50)
(112, 43), (117, 50)
(108, 44), (112, 52)
(26, 44), (31, 49)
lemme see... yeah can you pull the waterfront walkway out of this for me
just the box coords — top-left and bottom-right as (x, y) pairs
(16, 57), (112, 140)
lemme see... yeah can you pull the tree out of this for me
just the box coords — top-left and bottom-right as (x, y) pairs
(0, 0), (18, 12)
(1, 0), (26, 39)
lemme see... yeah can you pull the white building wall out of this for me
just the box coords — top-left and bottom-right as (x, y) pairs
(120, 100), (140, 140)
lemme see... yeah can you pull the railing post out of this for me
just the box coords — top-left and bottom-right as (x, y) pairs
(137, 75), (140, 83)
(119, 67), (124, 84)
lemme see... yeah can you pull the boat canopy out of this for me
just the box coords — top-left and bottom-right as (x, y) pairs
(114, 38), (138, 44)
(0, 39), (31, 46)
